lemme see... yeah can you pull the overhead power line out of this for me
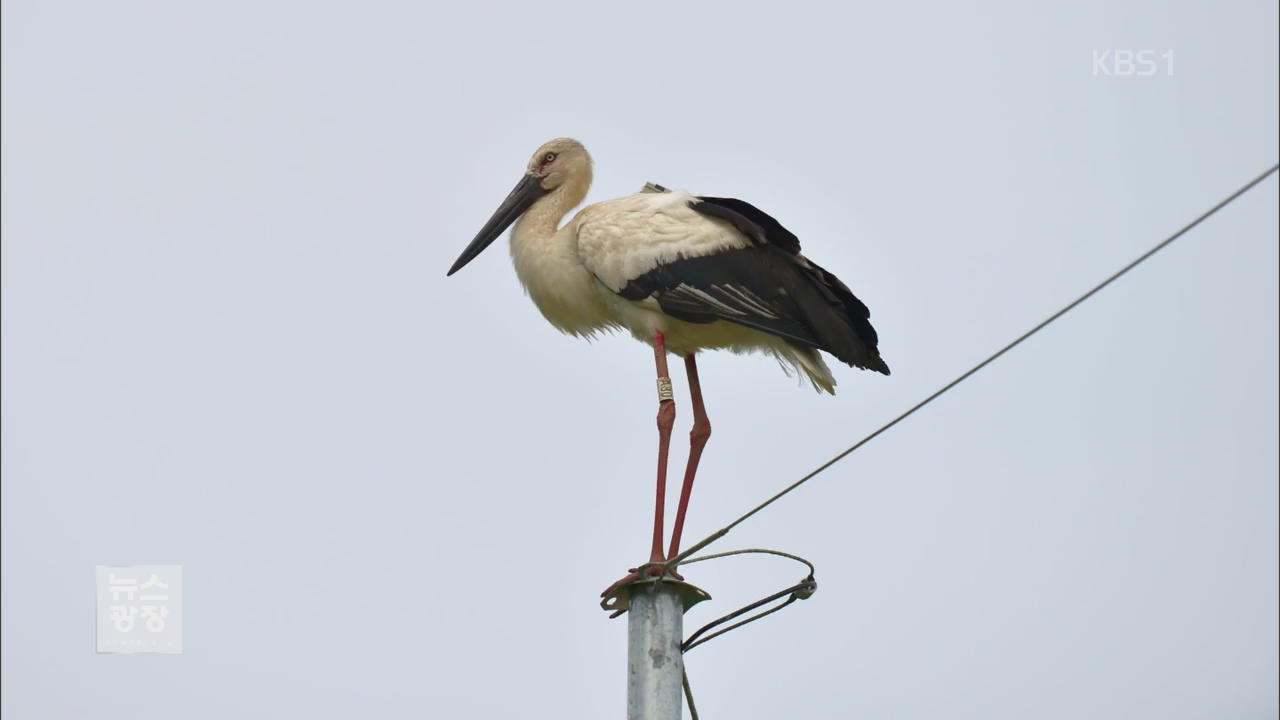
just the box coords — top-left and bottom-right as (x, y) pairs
(663, 162), (1280, 569)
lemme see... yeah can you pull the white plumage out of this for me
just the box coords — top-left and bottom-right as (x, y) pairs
(575, 190), (747, 291)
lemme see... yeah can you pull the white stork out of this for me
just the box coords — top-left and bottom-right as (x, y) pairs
(447, 138), (889, 590)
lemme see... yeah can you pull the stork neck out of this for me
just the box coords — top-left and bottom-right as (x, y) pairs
(514, 180), (586, 243)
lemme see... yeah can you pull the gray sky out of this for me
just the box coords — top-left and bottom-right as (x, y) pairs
(2, 1), (1276, 717)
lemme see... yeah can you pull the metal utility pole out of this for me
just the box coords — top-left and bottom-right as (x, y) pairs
(627, 581), (683, 720)
(619, 578), (709, 720)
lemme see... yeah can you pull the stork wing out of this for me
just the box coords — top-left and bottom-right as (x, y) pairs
(577, 191), (889, 374)
(691, 196), (884, 368)
(620, 244), (888, 374)
(688, 196), (802, 254)
(574, 190), (752, 293)
(619, 245), (824, 342)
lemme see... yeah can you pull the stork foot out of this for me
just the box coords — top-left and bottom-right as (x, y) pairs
(599, 563), (683, 599)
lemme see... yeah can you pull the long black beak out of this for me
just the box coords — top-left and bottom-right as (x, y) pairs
(447, 173), (547, 276)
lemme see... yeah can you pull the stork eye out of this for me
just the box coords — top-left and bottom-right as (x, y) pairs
(544, 152), (557, 163)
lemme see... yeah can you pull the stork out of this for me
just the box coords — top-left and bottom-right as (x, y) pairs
(447, 138), (889, 592)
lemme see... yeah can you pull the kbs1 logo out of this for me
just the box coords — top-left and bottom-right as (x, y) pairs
(1092, 50), (1175, 77)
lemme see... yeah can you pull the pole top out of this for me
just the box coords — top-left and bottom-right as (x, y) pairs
(602, 577), (710, 618)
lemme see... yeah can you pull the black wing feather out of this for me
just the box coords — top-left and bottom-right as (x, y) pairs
(618, 191), (889, 375)
(693, 196), (801, 254)
(620, 247), (827, 349)
(622, 249), (889, 375)
(692, 197), (886, 372)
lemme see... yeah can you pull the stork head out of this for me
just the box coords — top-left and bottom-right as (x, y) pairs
(527, 137), (593, 196)
(447, 138), (593, 276)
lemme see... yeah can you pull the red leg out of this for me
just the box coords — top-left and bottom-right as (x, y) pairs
(667, 353), (711, 562)
(649, 331), (676, 565)
(601, 331), (678, 599)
